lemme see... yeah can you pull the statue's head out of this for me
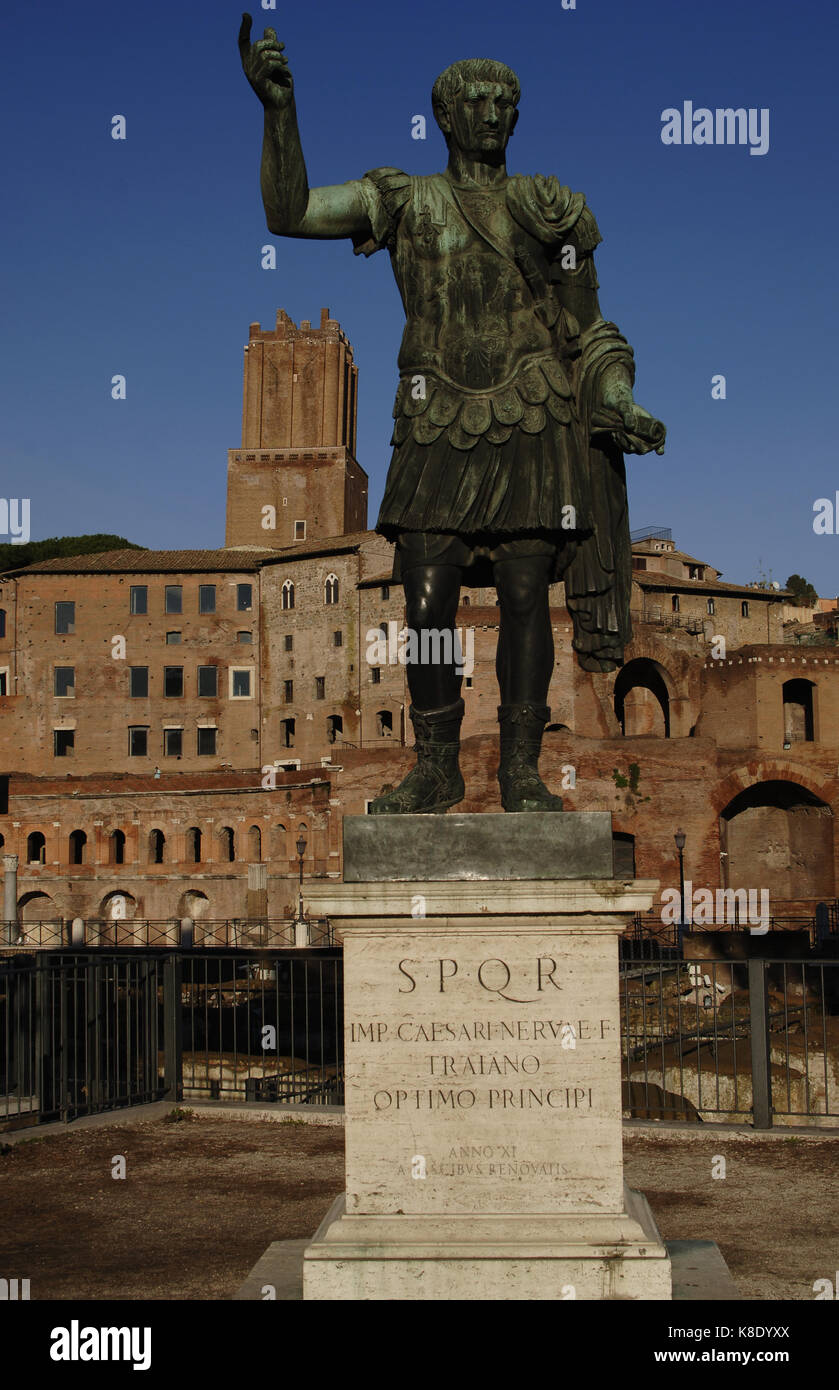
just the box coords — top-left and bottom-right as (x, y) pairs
(432, 59), (520, 159)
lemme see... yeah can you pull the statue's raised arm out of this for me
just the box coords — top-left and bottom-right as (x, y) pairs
(238, 14), (370, 241)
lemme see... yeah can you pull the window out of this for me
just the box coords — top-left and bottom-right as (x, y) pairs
(199, 585), (216, 614)
(129, 666), (149, 698)
(248, 825), (261, 860)
(377, 710), (393, 737)
(237, 631), (252, 644)
(280, 717), (295, 747)
(671, 595), (680, 613)
(284, 680), (293, 703)
(284, 634), (293, 651)
(109, 830), (126, 866)
(128, 727), (148, 757)
(327, 714), (343, 744)
(741, 601), (750, 618)
(294, 520), (307, 541)
(237, 583), (252, 611)
(333, 630), (343, 647)
(315, 676), (325, 700)
(54, 666), (75, 697)
(282, 580), (294, 610)
(164, 728), (183, 757)
(230, 668), (252, 698)
(381, 585), (390, 600)
(219, 826), (235, 862)
(55, 601), (75, 634)
(0, 608), (5, 638)
(149, 829), (165, 864)
(69, 830), (87, 865)
(465, 676), (474, 688)
(197, 727), (216, 756)
(130, 586), (147, 615)
(166, 631), (182, 645)
(462, 595), (471, 606)
(198, 665), (218, 697)
(27, 832), (46, 864)
(707, 598), (715, 616)
(164, 666), (183, 697)
(325, 573), (339, 605)
(54, 730), (74, 757)
(371, 667), (381, 685)
(0, 670), (7, 696)
(186, 827), (202, 863)
(165, 585), (182, 614)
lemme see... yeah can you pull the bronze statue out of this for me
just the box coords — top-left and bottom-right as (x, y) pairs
(239, 18), (666, 814)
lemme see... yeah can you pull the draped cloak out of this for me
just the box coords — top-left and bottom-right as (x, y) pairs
(351, 166), (638, 669)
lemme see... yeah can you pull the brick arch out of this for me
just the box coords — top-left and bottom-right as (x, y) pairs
(712, 761), (837, 819)
(715, 766), (836, 904)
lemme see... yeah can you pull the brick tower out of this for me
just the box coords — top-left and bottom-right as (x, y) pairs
(225, 308), (368, 549)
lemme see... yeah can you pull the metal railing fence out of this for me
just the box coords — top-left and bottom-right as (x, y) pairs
(0, 918), (335, 950)
(3, 951), (838, 1130)
(1, 948), (343, 1127)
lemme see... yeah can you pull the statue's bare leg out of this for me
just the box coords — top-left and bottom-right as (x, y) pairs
(493, 555), (563, 812)
(369, 563), (465, 814)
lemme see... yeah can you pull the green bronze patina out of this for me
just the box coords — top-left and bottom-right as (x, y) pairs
(239, 19), (667, 814)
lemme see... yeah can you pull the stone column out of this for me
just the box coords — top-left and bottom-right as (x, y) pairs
(302, 812), (671, 1301)
(3, 853), (18, 937)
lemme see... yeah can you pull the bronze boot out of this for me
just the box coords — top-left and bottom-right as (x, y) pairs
(497, 703), (564, 812)
(369, 699), (466, 814)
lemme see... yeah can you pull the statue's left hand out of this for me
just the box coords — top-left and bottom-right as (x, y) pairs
(594, 376), (666, 455)
(611, 400), (666, 455)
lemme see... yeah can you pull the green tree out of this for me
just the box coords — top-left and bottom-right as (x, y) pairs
(786, 574), (819, 607)
(0, 534), (145, 575)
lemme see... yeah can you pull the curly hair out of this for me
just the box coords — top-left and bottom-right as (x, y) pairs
(431, 59), (521, 129)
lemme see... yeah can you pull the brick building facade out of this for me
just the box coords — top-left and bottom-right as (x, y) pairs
(1, 310), (835, 931)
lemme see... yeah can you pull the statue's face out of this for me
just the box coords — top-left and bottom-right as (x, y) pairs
(439, 80), (518, 157)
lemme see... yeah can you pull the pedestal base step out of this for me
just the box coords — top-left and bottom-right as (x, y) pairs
(299, 1187), (671, 1301)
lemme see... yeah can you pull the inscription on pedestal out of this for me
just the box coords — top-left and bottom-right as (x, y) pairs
(344, 929), (624, 1216)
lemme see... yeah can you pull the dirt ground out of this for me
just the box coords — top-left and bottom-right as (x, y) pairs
(0, 1113), (836, 1300)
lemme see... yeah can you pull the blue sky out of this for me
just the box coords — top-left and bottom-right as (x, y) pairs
(2, 0), (837, 591)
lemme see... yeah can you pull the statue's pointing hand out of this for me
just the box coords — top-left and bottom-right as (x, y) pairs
(238, 14), (293, 109)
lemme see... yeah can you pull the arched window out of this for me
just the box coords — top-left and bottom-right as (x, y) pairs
(324, 573), (339, 605)
(149, 828), (166, 864)
(27, 831), (46, 864)
(109, 829), (126, 865)
(377, 710), (393, 737)
(282, 579), (295, 611)
(783, 679), (815, 744)
(671, 595), (680, 613)
(326, 714), (343, 744)
(0, 833), (4, 850)
(248, 825), (262, 860)
(707, 598), (715, 616)
(219, 826), (235, 862)
(69, 829), (87, 865)
(186, 827), (202, 863)
(614, 659), (671, 739)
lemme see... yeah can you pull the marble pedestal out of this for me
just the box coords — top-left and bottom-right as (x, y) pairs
(302, 814), (671, 1301)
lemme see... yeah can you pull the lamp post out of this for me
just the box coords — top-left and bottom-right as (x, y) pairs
(674, 829), (686, 954)
(294, 833), (309, 948)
